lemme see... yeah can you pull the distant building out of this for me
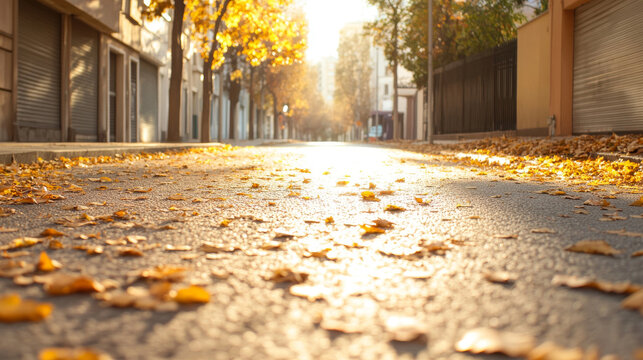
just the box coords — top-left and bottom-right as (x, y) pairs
(317, 56), (336, 105)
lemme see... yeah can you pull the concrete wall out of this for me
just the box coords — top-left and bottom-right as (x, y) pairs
(64, 0), (121, 32)
(517, 11), (550, 135)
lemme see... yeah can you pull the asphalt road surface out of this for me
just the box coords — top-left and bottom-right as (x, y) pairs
(0, 142), (641, 359)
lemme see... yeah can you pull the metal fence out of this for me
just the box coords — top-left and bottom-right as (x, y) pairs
(433, 40), (517, 134)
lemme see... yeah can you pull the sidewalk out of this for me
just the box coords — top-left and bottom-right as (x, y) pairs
(0, 139), (279, 164)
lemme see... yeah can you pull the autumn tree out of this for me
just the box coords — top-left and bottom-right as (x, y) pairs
(334, 28), (372, 139)
(457, 0), (526, 55)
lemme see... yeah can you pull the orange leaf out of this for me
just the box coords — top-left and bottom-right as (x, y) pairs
(37, 252), (62, 272)
(40, 228), (65, 238)
(0, 294), (52, 323)
(173, 285), (210, 304)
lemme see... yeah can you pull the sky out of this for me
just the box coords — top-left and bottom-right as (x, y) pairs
(298, 0), (378, 63)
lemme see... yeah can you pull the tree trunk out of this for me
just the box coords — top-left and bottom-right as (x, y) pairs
(217, 68), (224, 141)
(228, 56), (241, 139)
(258, 69), (264, 139)
(392, 19), (400, 140)
(248, 67), (255, 140)
(200, 65), (212, 143)
(199, 0), (232, 143)
(167, 0), (185, 142)
(270, 90), (279, 139)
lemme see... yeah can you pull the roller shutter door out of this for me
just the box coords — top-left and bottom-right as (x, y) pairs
(17, 0), (61, 135)
(140, 60), (159, 142)
(573, 0), (643, 133)
(70, 19), (99, 140)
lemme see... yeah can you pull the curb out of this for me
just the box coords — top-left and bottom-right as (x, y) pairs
(593, 152), (643, 164)
(0, 140), (286, 165)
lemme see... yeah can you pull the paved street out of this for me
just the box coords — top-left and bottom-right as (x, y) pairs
(0, 143), (641, 359)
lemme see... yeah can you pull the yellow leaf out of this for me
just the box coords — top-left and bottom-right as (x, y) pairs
(325, 216), (334, 224)
(565, 240), (621, 256)
(395, 178), (405, 183)
(0, 294), (52, 322)
(267, 267), (309, 283)
(220, 219), (230, 227)
(37, 252), (62, 272)
(138, 265), (186, 282)
(173, 285), (210, 304)
(384, 205), (406, 212)
(631, 196), (643, 207)
(360, 224), (386, 234)
(368, 183), (376, 189)
(1, 237), (42, 250)
(39, 347), (112, 360)
(361, 191), (380, 202)
(336, 180), (349, 186)
(251, 183), (260, 189)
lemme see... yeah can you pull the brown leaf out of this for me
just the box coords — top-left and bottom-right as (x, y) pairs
(39, 273), (105, 295)
(632, 250), (643, 257)
(200, 242), (238, 253)
(0, 226), (18, 233)
(630, 196), (643, 207)
(40, 228), (65, 238)
(372, 218), (394, 229)
(484, 271), (517, 284)
(552, 274), (641, 294)
(565, 240), (621, 256)
(622, 289), (643, 314)
(494, 234), (518, 239)
(267, 268), (309, 283)
(385, 316), (427, 342)
(0, 259), (35, 278)
(530, 228), (556, 234)
(0, 294), (52, 323)
(605, 229), (643, 238)
(584, 199), (611, 207)
(455, 328), (535, 357)
(138, 265), (186, 282)
(118, 247), (144, 257)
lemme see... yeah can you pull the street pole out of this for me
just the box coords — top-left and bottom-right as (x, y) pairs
(375, 49), (380, 140)
(427, 0), (434, 144)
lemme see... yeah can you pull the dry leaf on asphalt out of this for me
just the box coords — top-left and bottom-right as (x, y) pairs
(138, 265), (186, 282)
(118, 247), (144, 257)
(40, 228), (65, 237)
(455, 328), (535, 357)
(605, 229), (643, 238)
(0, 293), (52, 322)
(0, 237), (42, 251)
(494, 234), (518, 239)
(360, 224), (386, 235)
(289, 283), (329, 301)
(632, 250), (643, 257)
(630, 196), (643, 207)
(484, 271), (517, 284)
(360, 191), (380, 202)
(531, 228), (556, 234)
(385, 316), (427, 342)
(584, 199), (611, 207)
(621, 290), (643, 315)
(39, 347), (113, 360)
(200, 242), (238, 253)
(527, 342), (605, 360)
(0, 226), (18, 233)
(565, 240), (621, 256)
(325, 216), (334, 224)
(384, 204), (406, 212)
(172, 285), (210, 304)
(37, 252), (62, 272)
(38, 273), (105, 295)
(372, 219), (394, 229)
(267, 268), (309, 283)
(552, 274), (641, 294)
(0, 260), (35, 278)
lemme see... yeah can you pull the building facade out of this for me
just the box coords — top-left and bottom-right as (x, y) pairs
(0, 0), (251, 143)
(516, 0), (643, 135)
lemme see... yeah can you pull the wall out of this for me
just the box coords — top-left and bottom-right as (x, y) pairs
(517, 11), (550, 135)
(0, 0), (14, 141)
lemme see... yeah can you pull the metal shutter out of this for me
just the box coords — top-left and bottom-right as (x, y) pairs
(573, 0), (643, 133)
(109, 53), (117, 142)
(139, 59), (158, 142)
(130, 61), (137, 142)
(71, 19), (98, 140)
(17, 0), (61, 133)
